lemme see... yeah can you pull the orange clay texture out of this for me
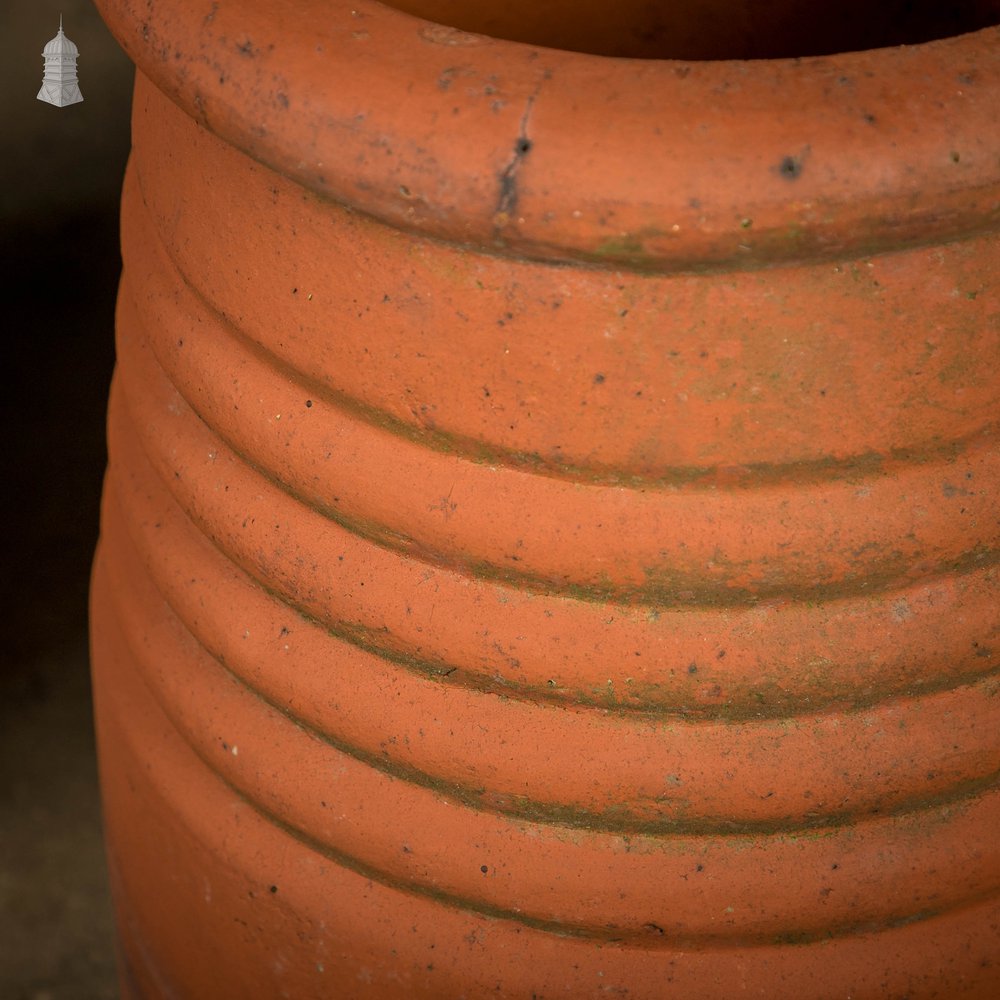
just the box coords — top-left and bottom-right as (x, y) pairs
(91, 1), (1000, 996)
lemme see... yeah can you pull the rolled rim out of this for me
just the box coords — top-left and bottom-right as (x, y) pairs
(94, 0), (1000, 269)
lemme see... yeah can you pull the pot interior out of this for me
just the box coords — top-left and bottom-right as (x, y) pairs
(389, 0), (1000, 59)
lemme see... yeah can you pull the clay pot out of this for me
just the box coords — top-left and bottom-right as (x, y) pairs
(90, 1), (1000, 996)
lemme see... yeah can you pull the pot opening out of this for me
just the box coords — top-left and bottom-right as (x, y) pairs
(390, 0), (1000, 59)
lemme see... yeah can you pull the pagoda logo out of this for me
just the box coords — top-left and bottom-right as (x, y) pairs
(38, 17), (84, 108)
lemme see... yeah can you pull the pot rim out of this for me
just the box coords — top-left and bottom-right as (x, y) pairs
(95, 0), (1000, 270)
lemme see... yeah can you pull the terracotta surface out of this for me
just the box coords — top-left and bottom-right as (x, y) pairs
(91, 1), (1000, 996)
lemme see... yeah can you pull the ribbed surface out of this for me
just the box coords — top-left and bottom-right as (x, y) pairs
(91, 64), (1000, 997)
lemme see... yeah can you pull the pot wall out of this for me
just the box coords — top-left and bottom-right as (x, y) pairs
(91, 2), (1000, 996)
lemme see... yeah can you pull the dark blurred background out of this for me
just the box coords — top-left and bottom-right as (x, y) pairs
(0, 1), (134, 996)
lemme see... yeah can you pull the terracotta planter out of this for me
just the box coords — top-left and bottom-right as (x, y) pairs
(90, 1), (1000, 996)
